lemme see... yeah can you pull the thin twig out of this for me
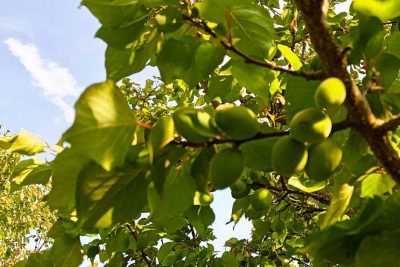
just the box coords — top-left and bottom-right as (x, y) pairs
(183, 15), (324, 80)
(125, 223), (152, 267)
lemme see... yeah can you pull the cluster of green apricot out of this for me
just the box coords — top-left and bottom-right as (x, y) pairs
(272, 78), (347, 181)
(174, 103), (259, 187)
(172, 103), (259, 144)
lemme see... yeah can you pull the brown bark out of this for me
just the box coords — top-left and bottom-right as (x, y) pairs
(296, 0), (400, 184)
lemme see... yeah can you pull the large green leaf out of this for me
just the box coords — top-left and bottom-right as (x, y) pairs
(360, 173), (396, 198)
(239, 136), (280, 170)
(157, 38), (194, 84)
(231, 60), (273, 104)
(105, 35), (157, 82)
(76, 162), (147, 229)
(51, 235), (83, 267)
(10, 158), (52, 192)
(198, 0), (274, 59)
(148, 116), (175, 161)
(0, 129), (46, 155)
(82, 0), (144, 28)
(319, 183), (354, 229)
(47, 148), (89, 214)
(148, 171), (196, 221)
(355, 230), (400, 266)
(63, 81), (136, 171)
(353, 0), (400, 21)
(375, 52), (400, 89)
(96, 18), (147, 49)
(285, 76), (319, 121)
(385, 32), (400, 60)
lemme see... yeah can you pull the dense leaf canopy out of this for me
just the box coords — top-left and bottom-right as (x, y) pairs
(3, 0), (400, 266)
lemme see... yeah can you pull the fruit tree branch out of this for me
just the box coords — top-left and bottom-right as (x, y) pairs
(171, 120), (350, 147)
(182, 15), (324, 80)
(295, 0), (400, 184)
(376, 115), (400, 133)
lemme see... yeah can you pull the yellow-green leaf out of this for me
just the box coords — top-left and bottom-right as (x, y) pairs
(63, 80), (136, 171)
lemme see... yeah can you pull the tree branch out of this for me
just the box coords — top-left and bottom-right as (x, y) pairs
(125, 223), (152, 267)
(295, 0), (400, 185)
(171, 120), (350, 147)
(376, 115), (400, 133)
(183, 15), (324, 80)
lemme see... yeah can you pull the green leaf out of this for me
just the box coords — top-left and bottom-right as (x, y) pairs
(96, 18), (147, 49)
(375, 52), (400, 89)
(288, 176), (326, 193)
(198, 1), (274, 59)
(277, 44), (303, 70)
(319, 183), (354, 229)
(157, 38), (194, 84)
(82, 0), (144, 28)
(221, 251), (238, 267)
(76, 162), (147, 229)
(231, 60), (273, 103)
(148, 116), (174, 161)
(24, 250), (53, 267)
(2, 129), (46, 155)
(105, 36), (157, 81)
(285, 76), (319, 121)
(231, 196), (250, 223)
(10, 158), (52, 192)
(193, 42), (225, 81)
(148, 171), (196, 221)
(385, 32), (400, 60)
(239, 136), (280, 170)
(360, 173), (396, 198)
(354, 0), (400, 21)
(185, 205), (215, 234)
(63, 80), (136, 171)
(48, 148), (89, 214)
(356, 230), (400, 266)
(51, 234), (83, 267)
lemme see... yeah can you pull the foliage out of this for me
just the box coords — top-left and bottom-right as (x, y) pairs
(0, 128), (55, 266)
(5, 0), (400, 266)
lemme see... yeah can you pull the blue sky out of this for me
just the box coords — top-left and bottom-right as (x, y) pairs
(1, 0), (251, 259)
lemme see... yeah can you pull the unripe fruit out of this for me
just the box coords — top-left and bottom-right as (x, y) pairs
(194, 191), (214, 206)
(290, 108), (332, 143)
(305, 139), (342, 181)
(173, 108), (215, 143)
(272, 136), (308, 176)
(230, 179), (251, 199)
(315, 77), (346, 109)
(210, 148), (244, 189)
(215, 104), (259, 140)
(250, 188), (273, 211)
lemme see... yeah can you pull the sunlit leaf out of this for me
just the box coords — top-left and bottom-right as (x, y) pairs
(353, 0), (400, 21)
(63, 80), (136, 171)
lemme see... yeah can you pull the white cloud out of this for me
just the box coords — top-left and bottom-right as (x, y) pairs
(3, 38), (81, 122)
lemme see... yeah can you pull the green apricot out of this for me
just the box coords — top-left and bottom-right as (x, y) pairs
(194, 191), (214, 206)
(210, 148), (244, 189)
(272, 136), (308, 176)
(230, 179), (251, 199)
(315, 77), (346, 109)
(290, 108), (332, 143)
(215, 104), (259, 140)
(173, 108), (215, 143)
(305, 139), (342, 181)
(250, 188), (273, 211)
